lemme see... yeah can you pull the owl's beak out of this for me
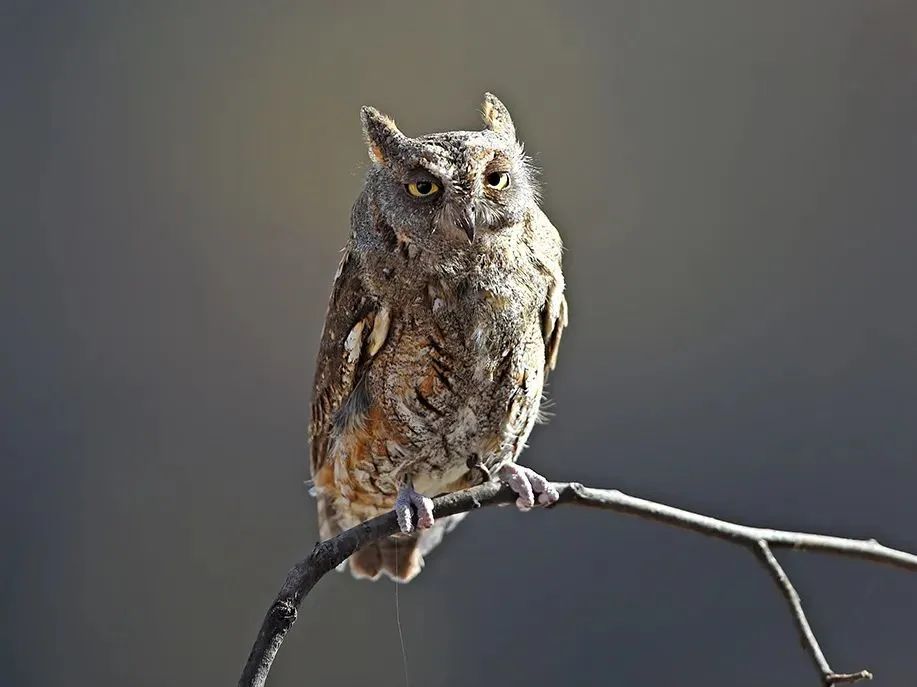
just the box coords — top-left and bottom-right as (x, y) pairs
(456, 205), (476, 243)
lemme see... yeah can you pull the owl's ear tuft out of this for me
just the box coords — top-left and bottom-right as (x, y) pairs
(361, 106), (404, 166)
(481, 93), (516, 141)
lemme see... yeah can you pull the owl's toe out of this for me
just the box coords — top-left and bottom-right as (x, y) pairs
(528, 470), (559, 506)
(415, 497), (435, 529)
(395, 483), (435, 533)
(499, 463), (556, 511)
(537, 483), (560, 505)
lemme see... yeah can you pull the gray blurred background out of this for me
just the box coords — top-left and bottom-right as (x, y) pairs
(3, 1), (917, 685)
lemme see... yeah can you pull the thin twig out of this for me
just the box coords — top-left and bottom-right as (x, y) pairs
(756, 540), (872, 686)
(238, 481), (917, 687)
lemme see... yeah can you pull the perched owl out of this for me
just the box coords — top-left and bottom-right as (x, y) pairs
(309, 94), (567, 582)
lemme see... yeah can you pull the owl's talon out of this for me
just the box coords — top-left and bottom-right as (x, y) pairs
(466, 454), (493, 485)
(395, 484), (435, 534)
(537, 488), (559, 505)
(498, 464), (557, 511)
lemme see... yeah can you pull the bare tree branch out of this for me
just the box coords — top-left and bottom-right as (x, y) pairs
(238, 481), (917, 687)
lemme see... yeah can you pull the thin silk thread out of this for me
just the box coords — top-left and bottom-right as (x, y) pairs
(395, 538), (410, 687)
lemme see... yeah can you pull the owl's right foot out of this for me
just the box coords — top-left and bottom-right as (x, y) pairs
(498, 463), (559, 511)
(395, 483), (435, 534)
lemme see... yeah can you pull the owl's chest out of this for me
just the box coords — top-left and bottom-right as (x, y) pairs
(364, 278), (546, 484)
(382, 270), (544, 395)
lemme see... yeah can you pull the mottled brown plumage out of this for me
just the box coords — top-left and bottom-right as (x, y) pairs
(309, 94), (567, 581)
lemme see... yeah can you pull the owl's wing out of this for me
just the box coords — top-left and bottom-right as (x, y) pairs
(542, 287), (567, 375)
(309, 246), (388, 479)
(534, 214), (568, 376)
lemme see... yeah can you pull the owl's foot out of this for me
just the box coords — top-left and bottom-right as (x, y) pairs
(498, 464), (559, 511)
(395, 484), (435, 534)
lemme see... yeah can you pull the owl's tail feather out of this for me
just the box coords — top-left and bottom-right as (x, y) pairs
(350, 535), (423, 582)
(348, 513), (468, 583)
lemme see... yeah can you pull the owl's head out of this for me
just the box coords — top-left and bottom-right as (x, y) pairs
(359, 94), (537, 245)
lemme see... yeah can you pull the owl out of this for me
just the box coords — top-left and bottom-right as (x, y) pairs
(309, 93), (567, 582)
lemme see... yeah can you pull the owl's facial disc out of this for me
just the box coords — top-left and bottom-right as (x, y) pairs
(361, 96), (534, 248)
(401, 158), (482, 243)
(422, 145), (522, 243)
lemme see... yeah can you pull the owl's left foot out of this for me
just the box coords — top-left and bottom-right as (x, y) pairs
(395, 483), (435, 534)
(498, 464), (559, 511)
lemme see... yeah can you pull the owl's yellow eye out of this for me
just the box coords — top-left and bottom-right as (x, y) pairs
(485, 171), (511, 190)
(406, 180), (440, 197)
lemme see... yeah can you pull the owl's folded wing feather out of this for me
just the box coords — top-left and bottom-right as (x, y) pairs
(542, 287), (567, 374)
(533, 212), (568, 376)
(309, 247), (386, 479)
